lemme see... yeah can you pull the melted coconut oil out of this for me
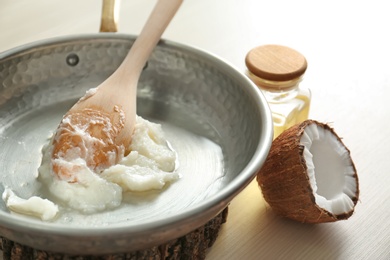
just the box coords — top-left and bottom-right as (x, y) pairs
(268, 92), (311, 138)
(245, 44), (311, 139)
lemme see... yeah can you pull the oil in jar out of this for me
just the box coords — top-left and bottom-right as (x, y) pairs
(245, 44), (311, 139)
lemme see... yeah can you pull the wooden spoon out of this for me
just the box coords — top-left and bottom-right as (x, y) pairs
(51, 0), (183, 182)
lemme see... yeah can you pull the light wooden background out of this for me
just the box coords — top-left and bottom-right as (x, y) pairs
(1, 0), (389, 259)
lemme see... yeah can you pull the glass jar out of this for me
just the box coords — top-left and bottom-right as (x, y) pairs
(245, 44), (311, 139)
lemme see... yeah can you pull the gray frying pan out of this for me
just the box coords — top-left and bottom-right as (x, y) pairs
(0, 0), (272, 255)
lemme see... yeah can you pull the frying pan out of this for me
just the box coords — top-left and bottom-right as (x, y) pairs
(0, 0), (273, 255)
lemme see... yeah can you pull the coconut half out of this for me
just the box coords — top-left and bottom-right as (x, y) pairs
(257, 120), (359, 223)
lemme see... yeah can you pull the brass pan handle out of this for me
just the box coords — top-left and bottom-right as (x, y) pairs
(100, 0), (121, 32)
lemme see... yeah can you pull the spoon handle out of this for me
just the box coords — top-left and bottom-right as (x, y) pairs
(117, 0), (183, 78)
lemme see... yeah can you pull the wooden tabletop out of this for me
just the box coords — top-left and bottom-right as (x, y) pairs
(1, 0), (389, 259)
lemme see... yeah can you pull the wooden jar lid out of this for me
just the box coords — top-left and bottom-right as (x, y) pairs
(245, 44), (307, 82)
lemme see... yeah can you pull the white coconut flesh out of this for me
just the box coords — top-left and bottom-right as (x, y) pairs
(301, 124), (357, 215)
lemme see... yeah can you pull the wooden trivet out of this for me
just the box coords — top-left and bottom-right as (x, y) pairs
(0, 207), (228, 260)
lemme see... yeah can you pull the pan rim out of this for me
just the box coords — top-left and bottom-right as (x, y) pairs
(0, 33), (273, 252)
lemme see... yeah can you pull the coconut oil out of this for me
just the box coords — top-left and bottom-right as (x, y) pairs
(245, 44), (311, 139)
(264, 88), (311, 138)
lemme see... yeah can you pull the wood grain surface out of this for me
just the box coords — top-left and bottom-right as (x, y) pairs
(1, 0), (389, 259)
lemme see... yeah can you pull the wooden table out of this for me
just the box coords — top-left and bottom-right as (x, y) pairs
(1, 0), (389, 259)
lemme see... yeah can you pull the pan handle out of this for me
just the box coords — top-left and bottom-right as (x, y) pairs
(100, 0), (121, 32)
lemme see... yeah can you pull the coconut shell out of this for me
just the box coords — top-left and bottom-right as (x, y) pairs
(257, 120), (359, 223)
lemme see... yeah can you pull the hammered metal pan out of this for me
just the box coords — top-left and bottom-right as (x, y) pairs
(0, 1), (273, 255)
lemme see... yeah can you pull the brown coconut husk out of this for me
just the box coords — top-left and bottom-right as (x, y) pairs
(257, 120), (359, 223)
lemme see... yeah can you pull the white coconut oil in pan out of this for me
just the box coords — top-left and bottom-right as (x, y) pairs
(0, 99), (225, 226)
